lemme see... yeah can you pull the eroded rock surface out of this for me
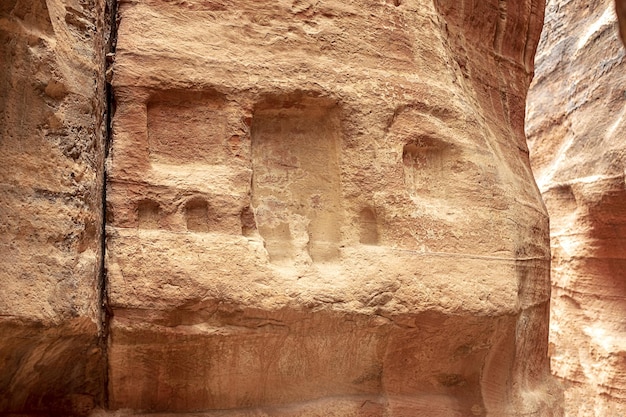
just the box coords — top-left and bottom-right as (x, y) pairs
(616, 0), (626, 45)
(526, 0), (626, 415)
(107, 0), (559, 415)
(0, 0), (109, 414)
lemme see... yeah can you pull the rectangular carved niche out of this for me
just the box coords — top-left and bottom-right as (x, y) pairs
(402, 136), (453, 198)
(251, 99), (342, 264)
(146, 90), (227, 164)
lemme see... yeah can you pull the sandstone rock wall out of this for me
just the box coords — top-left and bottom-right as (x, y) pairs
(106, 0), (559, 415)
(0, 0), (563, 415)
(526, 0), (626, 415)
(0, 0), (110, 414)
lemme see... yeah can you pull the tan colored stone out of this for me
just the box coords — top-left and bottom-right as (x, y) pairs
(527, 0), (626, 415)
(0, 0), (108, 414)
(107, 0), (560, 415)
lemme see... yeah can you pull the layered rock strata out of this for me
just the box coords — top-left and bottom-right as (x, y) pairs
(526, 0), (626, 415)
(106, 0), (560, 415)
(0, 0), (110, 414)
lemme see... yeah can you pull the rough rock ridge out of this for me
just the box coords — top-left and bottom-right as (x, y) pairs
(527, 0), (626, 415)
(0, 0), (111, 414)
(105, 0), (559, 416)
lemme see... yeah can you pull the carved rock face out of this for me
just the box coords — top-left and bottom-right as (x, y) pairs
(107, 0), (559, 415)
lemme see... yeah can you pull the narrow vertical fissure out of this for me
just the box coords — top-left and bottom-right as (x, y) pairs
(99, 0), (119, 409)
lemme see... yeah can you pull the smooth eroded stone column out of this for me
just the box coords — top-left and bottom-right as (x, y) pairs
(527, 0), (626, 415)
(0, 0), (109, 415)
(107, 0), (560, 415)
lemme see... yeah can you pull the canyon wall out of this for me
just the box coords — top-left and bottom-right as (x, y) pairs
(105, 0), (560, 415)
(526, 0), (626, 415)
(0, 0), (564, 415)
(0, 0), (109, 414)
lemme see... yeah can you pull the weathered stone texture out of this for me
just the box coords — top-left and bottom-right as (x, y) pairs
(616, 0), (626, 45)
(526, 0), (626, 415)
(106, 0), (559, 415)
(0, 0), (108, 414)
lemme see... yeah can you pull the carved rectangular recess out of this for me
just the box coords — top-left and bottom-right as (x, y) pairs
(251, 98), (342, 264)
(146, 90), (227, 164)
(402, 136), (452, 197)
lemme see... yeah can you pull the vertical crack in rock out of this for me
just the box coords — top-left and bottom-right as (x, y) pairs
(100, 0), (119, 409)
